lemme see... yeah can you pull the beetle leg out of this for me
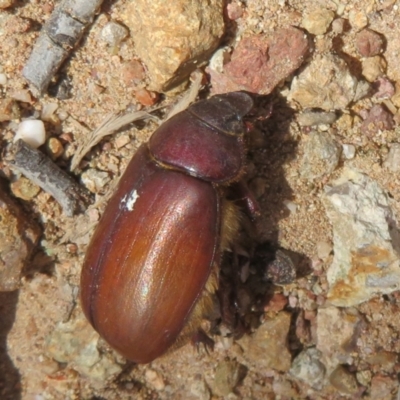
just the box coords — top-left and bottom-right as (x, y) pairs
(231, 180), (261, 220)
(191, 329), (214, 354)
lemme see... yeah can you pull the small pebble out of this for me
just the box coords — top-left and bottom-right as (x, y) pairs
(10, 176), (41, 201)
(121, 60), (146, 85)
(0, 73), (7, 85)
(115, 134), (131, 149)
(145, 369), (165, 391)
(213, 360), (242, 397)
(331, 18), (345, 34)
(300, 131), (341, 180)
(14, 120), (46, 148)
(135, 88), (159, 106)
(101, 21), (129, 46)
(283, 200), (297, 213)
(355, 29), (384, 57)
(0, 0), (14, 9)
(362, 56), (387, 82)
(297, 110), (337, 127)
(383, 143), (400, 172)
(81, 169), (111, 193)
(348, 10), (368, 31)
(361, 104), (393, 137)
(342, 144), (356, 159)
(316, 241), (332, 260)
(226, 2), (244, 20)
(329, 365), (359, 395)
(373, 77), (395, 100)
(47, 138), (64, 159)
(302, 9), (335, 35)
(0, 98), (20, 121)
(11, 89), (32, 103)
(190, 378), (211, 400)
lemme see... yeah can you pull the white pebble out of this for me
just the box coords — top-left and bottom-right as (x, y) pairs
(342, 144), (356, 159)
(0, 73), (7, 85)
(101, 21), (129, 46)
(14, 120), (46, 148)
(283, 199), (298, 213)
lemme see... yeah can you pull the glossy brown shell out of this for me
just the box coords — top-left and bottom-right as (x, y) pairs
(81, 146), (220, 363)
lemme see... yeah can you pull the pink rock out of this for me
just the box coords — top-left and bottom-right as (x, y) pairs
(361, 104), (394, 137)
(355, 29), (384, 57)
(373, 77), (395, 99)
(208, 27), (309, 95)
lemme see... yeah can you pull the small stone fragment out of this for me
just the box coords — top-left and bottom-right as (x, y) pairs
(0, 73), (7, 85)
(302, 9), (335, 35)
(135, 88), (159, 106)
(0, 181), (41, 291)
(47, 137), (64, 159)
(264, 293), (288, 313)
(323, 168), (400, 306)
(213, 360), (243, 397)
(238, 312), (291, 371)
(125, 0), (224, 92)
(383, 143), (400, 172)
(316, 307), (363, 366)
(226, 2), (244, 20)
(342, 144), (356, 159)
(362, 55), (387, 82)
(14, 120), (46, 148)
(265, 249), (297, 285)
(331, 18), (345, 34)
(45, 313), (122, 380)
(361, 104), (393, 138)
(81, 169), (110, 193)
(0, 0), (14, 9)
(348, 10), (368, 31)
(373, 77), (395, 100)
(145, 369), (165, 391)
(10, 176), (41, 201)
(101, 21), (129, 46)
(370, 374), (398, 399)
(297, 110), (337, 127)
(121, 60), (146, 85)
(355, 29), (384, 57)
(190, 378), (211, 400)
(289, 55), (358, 110)
(316, 241), (332, 260)
(300, 131), (341, 181)
(329, 365), (358, 395)
(289, 347), (326, 390)
(208, 27), (309, 95)
(0, 98), (20, 122)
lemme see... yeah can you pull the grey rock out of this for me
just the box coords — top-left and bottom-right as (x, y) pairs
(300, 131), (342, 181)
(323, 168), (400, 306)
(101, 21), (129, 46)
(45, 313), (122, 380)
(290, 347), (326, 390)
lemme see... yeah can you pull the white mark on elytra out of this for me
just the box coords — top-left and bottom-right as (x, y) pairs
(121, 189), (140, 211)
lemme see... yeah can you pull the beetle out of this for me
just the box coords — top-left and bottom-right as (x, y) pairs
(80, 91), (257, 363)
